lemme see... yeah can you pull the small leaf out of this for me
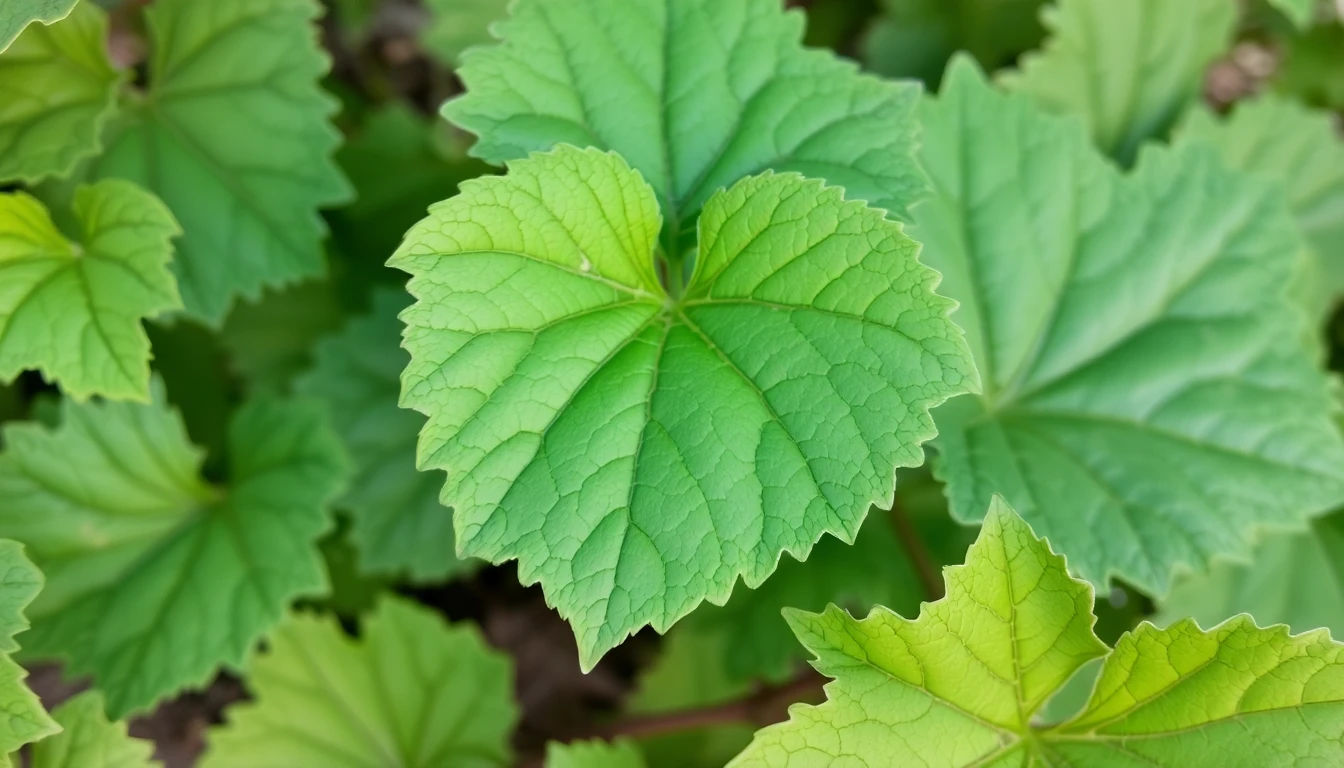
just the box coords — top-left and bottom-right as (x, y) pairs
(0, 539), (59, 760)
(421, 0), (509, 67)
(203, 597), (517, 768)
(391, 145), (976, 668)
(1003, 0), (1237, 164)
(547, 739), (646, 768)
(0, 181), (181, 402)
(0, 0), (76, 52)
(31, 691), (159, 768)
(0, 1), (122, 183)
(0, 380), (346, 717)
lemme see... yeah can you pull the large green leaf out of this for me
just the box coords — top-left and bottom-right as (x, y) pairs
(728, 499), (1344, 766)
(0, 0), (76, 52)
(443, 0), (926, 243)
(81, 0), (351, 324)
(547, 740), (646, 768)
(296, 288), (473, 582)
(917, 59), (1344, 597)
(1003, 0), (1236, 164)
(203, 597), (517, 768)
(421, 0), (509, 67)
(0, 382), (346, 717)
(391, 145), (975, 668)
(0, 539), (59, 765)
(0, 181), (181, 402)
(0, 1), (122, 183)
(30, 692), (159, 768)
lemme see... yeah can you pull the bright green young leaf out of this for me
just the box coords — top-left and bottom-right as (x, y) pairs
(1003, 0), (1237, 164)
(729, 499), (1344, 767)
(1177, 96), (1344, 319)
(297, 288), (473, 582)
(1270, 0), (1317, 28)
(0, 1), (122, 183)
(546, 740), (646, 768)
(0, 381), (346, 717)
(421, 0), (508, 67)
(81, 0), (351, 324)
(0, 180), (181, 402)
(444, 0), (926, 240)
(0, 539), (59, 765)
(917, 59), (1344, 596)
(391, 145), (976, 669)
(0, 0), (76, 52)
(203, 597), (517, 768)
(31, 692), (159, 768)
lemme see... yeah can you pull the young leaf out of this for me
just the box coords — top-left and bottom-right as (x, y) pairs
(0, 180), (181, 402)
(390, 145), (976, 668)
(0, 539), (59, 764)
(0, 0), (76, 52)
(421, 0), (509, 67)
(1002, 0), (1236, 164)
(81, 0), (351, 324)
(917, 59), (1344, 596)
(203, 597), (517, 768)
(296, 288), (474, 582)
(728, 499), (1344, 766)
(546, 739), (645, 768)
(0, 381), (346, 717)
(0, 1), (122, 183)
(443, 0), (926, 233)
(30, 691), (159, 768)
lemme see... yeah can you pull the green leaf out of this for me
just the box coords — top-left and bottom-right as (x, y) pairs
(0, 539), (59, 762)
(220, 279), (345, 395)
(728, 499), (1344, 766)
(862, 0), (1047, 87)
(0, 1), (122, 183)
(31, 692), (159, 768)
(203, 597), (517, 768)
(81, 0), (351, 324)
(547, 739), (646, 768)
(1176, 96), (1344, 319)
(443, 0), (926, 235)
(421, 0), (509, 67)
(0, 0), (76, 52)
(297, 288), (473, 582)
(917, 59), (1344, 596)
(1002, 0), (1237, 164)
(0, 381), (346, 717)
(1269, 0), (1317, 28)
(0, 180), (182, 402)
(391, 145), (976, 668)
(1274, 23), (1344, 112)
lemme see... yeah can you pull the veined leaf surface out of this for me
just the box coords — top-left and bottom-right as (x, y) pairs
(0, 0), (77, 52)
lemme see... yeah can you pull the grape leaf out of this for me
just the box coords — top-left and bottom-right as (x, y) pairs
(443, 0), (926, 239)
(0, 381), (346, 717)
(296, 288), (474, 582)
(203, 597), (517, 768)
(0, 539), (59, 765)
(728, 498), (1344, 767)
(30, 692), (159, 768)
(1177, 96), (1344, 319)
(1269, 0), (1317, 28)
(547, 740), (646, 768)
(0, 0), (76, 52)
(917, 59), (1344, 597)
(1002, 0), (1237, 164)
(0, 180), (181, 402)
(0, 1), (122, 183)
(81, 0), (351, 324)
(421, 0), (509, 67)
(390, 145), (976, 668)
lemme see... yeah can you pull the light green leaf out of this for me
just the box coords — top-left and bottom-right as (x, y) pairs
(421, 0), (509, 67)
(391, 145), (976, 669)
(1176, 96), (1344, 319)
(203, 597), (517, 768)
(1269, 0), (1318, 28)
(82, 0), (351, 324)
(0, 0), (76, 52)
(31, 692), (159, 768)
(0, 1), (122, 183)
(297, 288), (473, 582)
(0, 539), (59, 762)
(547, 739), (646, 768)
(1003, 0), (1237, 164)
(0, 381), (346, 717)
(918, 59), (1344, 596)
(0, 180), (181, 402)
(443, 0), (926, 237)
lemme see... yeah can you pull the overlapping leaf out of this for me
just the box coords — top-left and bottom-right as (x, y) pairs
(0, 540), (58, 766)
(203, 597), (517, 768)
(917, 59), (1344, 596)
(391, 145), (975, 668)
(0, 181), (181, 401)
(30, 692), (159, 768)
(0, 381), (346, 717)
(0, 0), (76, 52)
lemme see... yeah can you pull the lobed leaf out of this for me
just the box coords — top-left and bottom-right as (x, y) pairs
(30, 692), (159, 768)
(0, 539), (59, 764)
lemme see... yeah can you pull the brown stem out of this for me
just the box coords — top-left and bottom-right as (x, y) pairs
(889, 497), (945, 601)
